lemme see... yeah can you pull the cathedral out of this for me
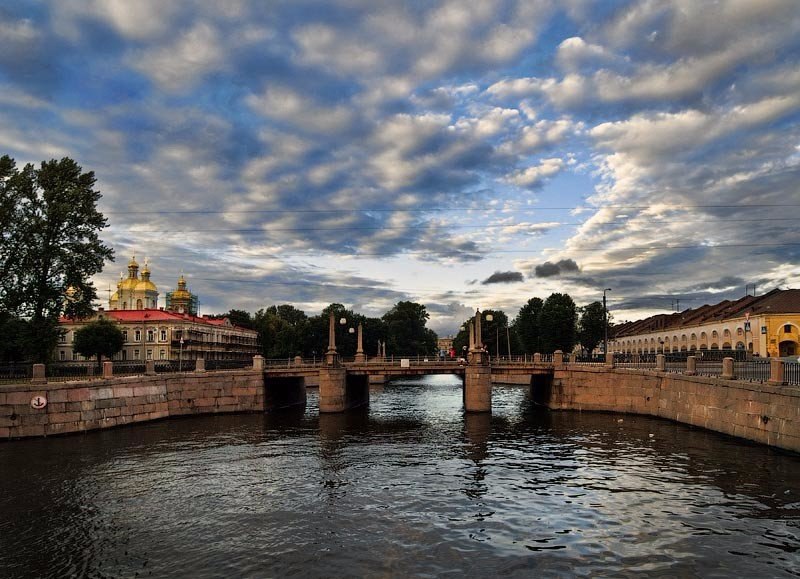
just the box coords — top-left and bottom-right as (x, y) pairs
(108, 255), (196, 314)
(58, 254), (258, 363)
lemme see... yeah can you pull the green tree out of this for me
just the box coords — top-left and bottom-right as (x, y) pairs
(578, 301), (607, 354)
(73, 318), (124, 369)
(0, 156), (113, 361)
(225, 309), (254, 329)
(0, 312), (28, 363)
(382, 301), (437, 355)
(539, 293), (577, 353)
(512, 297), (543, 354)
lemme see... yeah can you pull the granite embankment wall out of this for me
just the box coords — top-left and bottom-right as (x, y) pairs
(544, 366), (800, 453)
(0, 371), (263, 439)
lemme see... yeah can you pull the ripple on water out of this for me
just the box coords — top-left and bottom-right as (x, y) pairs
(0, 376), (799, 578)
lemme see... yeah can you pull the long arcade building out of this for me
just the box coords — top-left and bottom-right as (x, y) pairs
(610, 288), (800, 357)
(58, 256), (258, 363)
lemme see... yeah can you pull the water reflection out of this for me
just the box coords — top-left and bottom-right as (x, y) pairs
(0, 375), (798, 578)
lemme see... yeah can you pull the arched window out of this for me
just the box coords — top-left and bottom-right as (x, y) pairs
(711, 343), (719, 350)
(735, 342), (745, 350)
(690, 333), (697, 342)
(712, 330), (719, 339)
(737, 327), (744, 336)
(122, 301), (127, 310)
(136, 299), (143, 309)
(723, 342), (731, 349)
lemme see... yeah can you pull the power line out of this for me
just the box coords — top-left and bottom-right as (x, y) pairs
(102, 203), (800, 216)
(108, 216), (799, 234)
(113, 240), (800, 259)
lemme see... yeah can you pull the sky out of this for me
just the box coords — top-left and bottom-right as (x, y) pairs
(2, 0), (799, 335)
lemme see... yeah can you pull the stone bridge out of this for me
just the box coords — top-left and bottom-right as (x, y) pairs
(262, 310), (553, 413)
(262, 358), (554, 413)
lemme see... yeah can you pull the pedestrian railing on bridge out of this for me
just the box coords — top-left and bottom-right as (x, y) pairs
(4, 353), (800, 388)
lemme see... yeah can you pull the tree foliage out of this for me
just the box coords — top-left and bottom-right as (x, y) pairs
(224, 309), (254, 330)
(381, 301), (437, 355)
(512, 297), (543, 354)
(0, 156), (113, 361)
(538, 293), (578, 353)
(578, 301), (607, 354)
(73, 318), (124, 368)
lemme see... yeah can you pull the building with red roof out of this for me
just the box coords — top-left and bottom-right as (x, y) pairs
(58, 256), (258, 363)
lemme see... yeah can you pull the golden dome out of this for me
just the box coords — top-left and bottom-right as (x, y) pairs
(118, 277), (139, 291)
(136, 280), (158, 292)
(136, 261), (158, 293)
(170, 275), (191, 300)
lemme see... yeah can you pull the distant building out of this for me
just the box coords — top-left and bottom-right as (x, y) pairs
(610, 288), (800, 357)
(437, 337), (454, 352)
(59, 255), (258, 362)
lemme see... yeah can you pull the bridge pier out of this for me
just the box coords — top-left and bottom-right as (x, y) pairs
(319, 368), (370, 412)
(319, 367), (347, 412)
(464, 365), (491, 412)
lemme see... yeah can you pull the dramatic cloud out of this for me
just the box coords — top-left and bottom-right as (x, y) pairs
(534, 259), (581, 278)
(482, 271), (524, 285)
(0, 0), (798, 334)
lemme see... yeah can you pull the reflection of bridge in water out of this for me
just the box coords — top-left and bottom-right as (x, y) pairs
(264, 310), (553, 413)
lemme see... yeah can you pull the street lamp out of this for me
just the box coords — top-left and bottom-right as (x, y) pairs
(603, 288), (612, 356)
(485, 313), (494, 357)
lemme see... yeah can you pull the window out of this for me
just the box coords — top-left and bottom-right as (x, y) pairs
(134, 349), (140, 360)
(59, 350), (65, 361)
(135, 330), (141, 341)
(147, 330), (154, 342)
(122, 330), (128, 342)
(785, 324), (793, 333)
(160, 329), (167, 342)
(160, 349), (166, 360)
(59, 333), (67, 344)
(73, 351), (79, 360)
(122, 350), (127, 361)
(146, 349), (152, 360)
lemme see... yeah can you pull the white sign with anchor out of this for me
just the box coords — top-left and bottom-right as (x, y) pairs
(30, 395), (47, 409)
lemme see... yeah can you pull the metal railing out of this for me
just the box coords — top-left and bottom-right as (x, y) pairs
(785, 362), (800, 386)
(733, 359), (772, 383)
(0, 364), (33, 385)
(205, 359), (253, 371)
(694, 360), (723, 377)
(572, 355), (605, 365)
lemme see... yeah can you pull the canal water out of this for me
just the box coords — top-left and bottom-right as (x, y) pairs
(1, 375), (798, 578)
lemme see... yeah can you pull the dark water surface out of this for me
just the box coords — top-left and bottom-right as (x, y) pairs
(1, 375), (799, 578)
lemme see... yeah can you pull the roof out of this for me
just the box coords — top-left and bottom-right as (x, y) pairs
(612, 288), (800, 338)
(60, 309), (256, 333)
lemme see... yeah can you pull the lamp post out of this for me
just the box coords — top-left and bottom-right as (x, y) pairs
(485, 313), (494, 358)
(603, 288), (612, 356)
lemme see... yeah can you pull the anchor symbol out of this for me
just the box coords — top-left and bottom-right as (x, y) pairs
(32, 396), (46, 409)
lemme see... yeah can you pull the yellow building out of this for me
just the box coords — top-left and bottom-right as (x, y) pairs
(610, 288), (800, 357)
